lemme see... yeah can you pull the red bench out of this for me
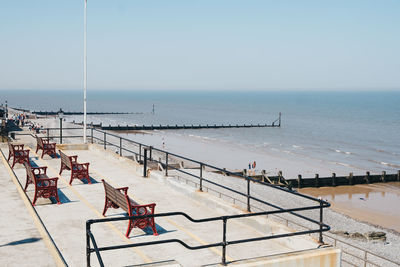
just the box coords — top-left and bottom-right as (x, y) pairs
(35, 136), (56, 158)
(24, 162), (60, 206)
(101, 179), (158, 238)
(59, 150), (91, 185)
(8, 142), (30, 169)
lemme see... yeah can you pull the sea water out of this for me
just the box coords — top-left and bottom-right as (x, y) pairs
(3, 90), (400, 177)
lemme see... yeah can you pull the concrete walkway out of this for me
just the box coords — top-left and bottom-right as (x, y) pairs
(0, 147), (56, 267)
(1, 131), (337, 266)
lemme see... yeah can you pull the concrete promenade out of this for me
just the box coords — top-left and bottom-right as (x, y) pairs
(0, 130), (340, 266)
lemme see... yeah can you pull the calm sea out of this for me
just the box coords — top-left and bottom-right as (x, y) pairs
(3, 90), (400, 176)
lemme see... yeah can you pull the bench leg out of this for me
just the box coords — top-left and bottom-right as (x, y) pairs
(41, 150), (45, 159)
(59, 162), (65, 175)
(69, 173), (74, 185)
(149, 218), (158, 236)
(7, 152), (11, 162)
(11, 157), (16, 169)
(24, 174), (30, 192)
(32, 188), (39, 206)
(55, 189), (61, 205)
(126, 220), (134, 238)
(35, 146), (39, 154)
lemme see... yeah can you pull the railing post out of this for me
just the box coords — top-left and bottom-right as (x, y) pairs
(119, 137), (122, 156)
(139, 144), (142, 161)
(221, 217), (227, 266)
(319, 201), (323, 244)
(165, 152), (168, 176)
(86, 221), (91, 267)
(143, 148), (148, 177)
(247, 176), (251, 212)
(149, 146), (153, 161)
(297, 174), (302, 189)
(46, 128), (49, 140)
(199, 163), (203, 192)
(364, 251), (367, 267)
(103, 132), (106, 149)
(91, 127), (93, 144)
(59, 118), (63, 144)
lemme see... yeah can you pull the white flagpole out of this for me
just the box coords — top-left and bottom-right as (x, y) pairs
(83, 0), (87, 143)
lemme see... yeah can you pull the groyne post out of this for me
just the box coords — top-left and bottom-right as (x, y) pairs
(332, 173), (336, 187)
(165, 153), (169, 176)
(278, 171), (283, 184)
(315, 174), (319, 187)
(143, 148), (148, 177)
(348, 172), (353, 185)
(199, 163), (203, 192)
(397, 170), (400, 182)
(297, 174), (302, 189)
(365, 171), (370, 184)
(381, 171), (386, 182)
(261, 170), (266, 183)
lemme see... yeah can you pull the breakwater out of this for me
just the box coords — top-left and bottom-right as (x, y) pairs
(101, 122), (280, 131)
(33, 111), (141, 115)
(221, 170), (400, 189)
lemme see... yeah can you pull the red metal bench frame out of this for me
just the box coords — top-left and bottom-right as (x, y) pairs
(35, 136), (56, 158)
(59, 150), (91, 185)
(8, 142), (30, 169)
(24, 162), (61, 206)
(101, 179), (158, 238)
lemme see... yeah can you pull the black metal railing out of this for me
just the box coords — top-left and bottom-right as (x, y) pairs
(40, 126), (333, 265)
(86, 208), (330, 267)
(11, 126), (400, 266)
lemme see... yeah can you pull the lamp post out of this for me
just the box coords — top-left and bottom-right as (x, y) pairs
(58, 108), (64, 144)
(83, 0), (87, 143)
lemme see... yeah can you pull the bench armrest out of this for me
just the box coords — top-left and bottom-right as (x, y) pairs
(70, 155), (78, 163)
(44, 142), (56, 148)
(36, 177), (58, 187)
(13, 144), (25, 151)
(16, 149), (30, 157)
(72, 162), (89, 170)
(130, 203), (156, 214)
(32, 166), (47, 175)
(116, 187), (129, 194)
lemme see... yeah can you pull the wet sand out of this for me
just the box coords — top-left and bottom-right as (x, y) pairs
(300, 182), (400, 232)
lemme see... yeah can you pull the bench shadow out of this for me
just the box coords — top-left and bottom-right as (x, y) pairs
(105, 212), (171, 237)
(72, 176), (99, 185)
(49, 189), (75, 204)
(0, 237), (42, 247)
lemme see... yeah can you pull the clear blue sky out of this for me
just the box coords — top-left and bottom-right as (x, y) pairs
(1, 0), (399, 91)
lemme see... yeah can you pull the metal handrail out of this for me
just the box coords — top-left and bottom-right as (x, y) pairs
(86, 210), (330, 267)
(40, 127), (400, 267)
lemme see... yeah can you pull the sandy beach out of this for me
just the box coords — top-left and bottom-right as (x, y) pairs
(301, 183), (400, 232)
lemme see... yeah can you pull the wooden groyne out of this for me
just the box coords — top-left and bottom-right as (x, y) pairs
(289, 171), (400, 189)
(33, 111), (141, 115)
(101, 122), (280, 131)
(217, 169), (400, 189)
